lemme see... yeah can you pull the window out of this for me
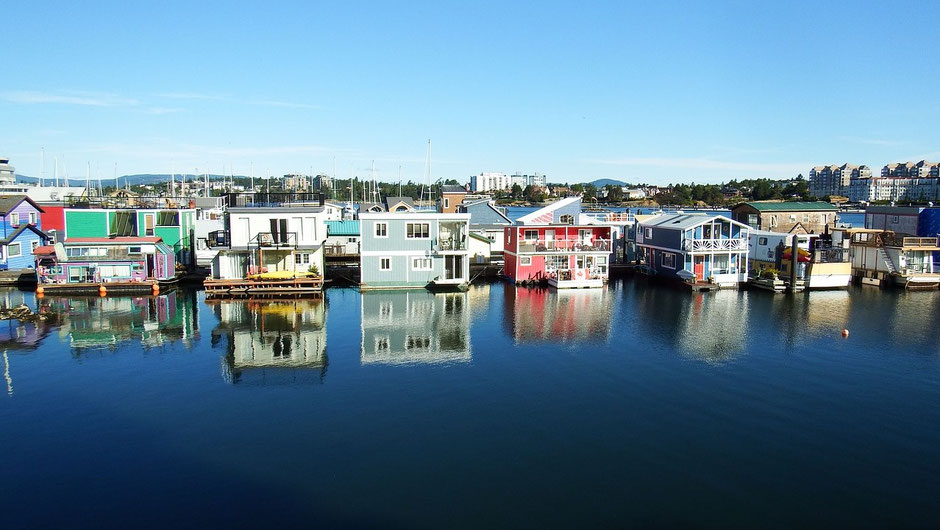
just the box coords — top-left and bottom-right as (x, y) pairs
(443, 198), (450, 209)
(520, 256), (532, 266)
(143, 214), (155, 236)
(524, 229), (538, 241)
(802, 214), (809, 223)
(375, 222), (388, 237)
(893, 215), (900, 223)
(661, 252), (676, 269)
(406, 223), (430, 239)
(758, 237), (768, 245)
(379, 258), (391, 271)
(406, 335), (431, 350)
(295, 253), (310, 264)
(31, 240), (40, 252)
(6, 243), (21, 258)
(99, 265), (131, 278)
(560, 214), (574, 224)
(347, 237), (356, 243)
(29, 212), (37, 225)
(9, 213), (19, 226)
(412, 257), (432, 271)
(128, 246), (142, 254)
(644, 228), (653, 238)
(769, 215), (778, 228)
(157, 211), (180, 226)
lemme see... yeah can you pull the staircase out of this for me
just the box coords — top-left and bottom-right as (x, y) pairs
(878, 248), (898, 274)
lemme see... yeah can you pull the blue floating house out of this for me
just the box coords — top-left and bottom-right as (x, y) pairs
(0, 195), (49, 271)
(636, 213), (750, 287)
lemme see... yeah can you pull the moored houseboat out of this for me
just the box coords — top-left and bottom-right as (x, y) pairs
(34, 236), (178, 295)
(833, 228), (940, 289)
(747, 231), (851, 291)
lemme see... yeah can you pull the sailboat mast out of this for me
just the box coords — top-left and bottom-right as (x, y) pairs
(39, 148), (44, 188)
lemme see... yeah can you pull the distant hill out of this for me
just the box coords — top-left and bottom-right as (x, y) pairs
(588, 178), (629, 188)
(16, 173), (241, 186)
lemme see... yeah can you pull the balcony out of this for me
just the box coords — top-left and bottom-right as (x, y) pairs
(206, 230), (230, 248)
(251, 232), (297, 248)
(518, 238), (611, 254)
(436, 236), (467, 251)
(682, 238), (747, 252)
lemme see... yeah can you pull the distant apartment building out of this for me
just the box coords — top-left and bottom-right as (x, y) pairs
(313, 174), (332, 191)
(808, 163), (870, 198)
(510, 173), (547, 189)
(847, 161), (940, 203)
(470, 172), (512, 193)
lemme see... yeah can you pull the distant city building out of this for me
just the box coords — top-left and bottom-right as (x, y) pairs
(313, 174), (332, 191)
(470, 172), (511, 193)
(844, 161), (940, 203)
(510, 173), (547, 189)
(808, 163), (870, 198)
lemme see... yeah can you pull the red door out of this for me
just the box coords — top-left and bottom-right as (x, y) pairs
(694, 256), (704, 281)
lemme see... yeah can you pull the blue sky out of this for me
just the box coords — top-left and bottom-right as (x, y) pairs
(3, 1), (939, 185)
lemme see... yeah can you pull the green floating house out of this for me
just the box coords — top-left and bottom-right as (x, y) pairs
(63, 208), (196, 266)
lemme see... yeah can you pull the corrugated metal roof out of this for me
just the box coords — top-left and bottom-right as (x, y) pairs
(738, 201), (836, 212)
(639, 212), (746, 230)
(326, 220), (360, 236)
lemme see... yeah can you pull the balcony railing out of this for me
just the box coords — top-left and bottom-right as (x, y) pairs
(682, 238), (747, 252)
(580, 212), (636, 224)
(437, 237), (467, 251)
(252, 232), (297, 248)
(900, 236), (940, 248)
(518, 238), (611, 253)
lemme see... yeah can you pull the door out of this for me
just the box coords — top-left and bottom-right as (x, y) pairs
(694, 256), (705, 281)
(445, 255), (464, 280)
(544, 230), (554, 250)
(146, 255), (155, 278)
(144, 214), (155, 236)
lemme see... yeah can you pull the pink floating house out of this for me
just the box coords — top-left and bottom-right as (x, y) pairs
(504, 224), (613, 288)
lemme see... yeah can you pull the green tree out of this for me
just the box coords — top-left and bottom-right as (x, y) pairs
(511, 183), (523, 200)
(606, 185), (623, 203)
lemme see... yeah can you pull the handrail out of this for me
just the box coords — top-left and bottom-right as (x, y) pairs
(682, 238), (747, 251)
(518, 238), (612, 253)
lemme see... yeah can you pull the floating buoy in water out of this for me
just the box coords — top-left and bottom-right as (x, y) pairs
(841, 329), (849, 338)
(36, 286), (44, 295)
(152, 283), (160, 294)
(99, 285), (107, 296)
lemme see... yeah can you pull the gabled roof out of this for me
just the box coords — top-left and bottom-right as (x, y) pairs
(325, 219), (360, 236)
(0, 195), (44, 215)
(0, 224), (49, 245)
(385, 197), (415, 210)
(735, 201), (836, 212)
(459, 198), (513, 224)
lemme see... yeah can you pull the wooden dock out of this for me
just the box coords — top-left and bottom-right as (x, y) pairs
(37, 280), (162, 296)
(204, 277), (324, 299)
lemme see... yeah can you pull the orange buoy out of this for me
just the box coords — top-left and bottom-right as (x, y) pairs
(841, 329), (849, 338)
(152, 283), (160, 294)
(36, 286), (44, 294)
(99, 285), (107, 296)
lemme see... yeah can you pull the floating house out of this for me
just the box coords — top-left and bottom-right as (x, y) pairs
(864, 205), (940, 267)
(63, 207), (196, 266)
(324, 220), (360, 258)
(747, 230), (851, 290)
(636, 213), (750, 288)
(34, 236), (177, 293)
(458, 198), (513, 253)
(359, 212), (471, 290)
(208, 205), (328, 280)
(503, 224), (612, 288)
(0, 195), (49, 272)
(833, 228), (940, 289)
(731, 201), (837, 234)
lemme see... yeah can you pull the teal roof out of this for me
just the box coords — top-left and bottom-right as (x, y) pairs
(739, 201), (836, 212)
(326, 220), (360, 236)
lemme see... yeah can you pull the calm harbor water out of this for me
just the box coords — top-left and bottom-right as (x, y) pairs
(3, 282), (940, 528)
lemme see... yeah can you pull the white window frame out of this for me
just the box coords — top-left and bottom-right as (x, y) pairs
(375, 222), (388, 238)
(520, 256), (532, 266)
(31, 240), (40, 252)
(443, 198), (450, 209)
(7, 243), (21, 258)
(379, 257), (392, 271)
(29, 212), (37, 225)
(524, 229), (538, 241)
(128, 246), (142, 254)
(406, 223), (430, 239)
(9, 213), (19, 227)
(758, 237), (768, 245)
(644, 227), (653, 238)
(411, 257), (433, 271)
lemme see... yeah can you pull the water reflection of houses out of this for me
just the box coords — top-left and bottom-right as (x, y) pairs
(42, 290), (199, 353)
(503, 285), (614, 344)
(360, 290), (471, 365)
(211, 299), (328, 384)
